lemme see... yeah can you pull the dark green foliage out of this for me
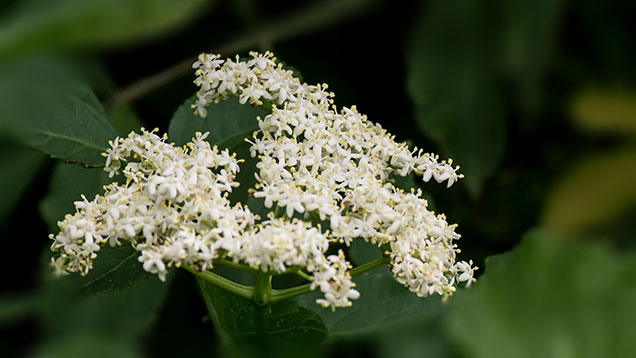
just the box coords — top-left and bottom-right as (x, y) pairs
(168, 95), (266, 147)
(296, 269), (444, 338)
(32, 271), (170, 357)
(0, 0), (210, 60)
(0, 57), (118, 166)
(0, 146), (46, 225)
(447, 231), (636, 358)
(407, 0), (505, 197)
(198, 278), (327, 357)
(1, 0), (635, 356)
(73, 245), (151, 294)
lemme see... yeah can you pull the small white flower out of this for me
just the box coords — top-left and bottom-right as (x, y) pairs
(50, 52), (473, 310)
(50, 129), (253, 280)
(187, 51), (472, 303)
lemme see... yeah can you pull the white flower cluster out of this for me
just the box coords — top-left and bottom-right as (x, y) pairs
(50, 129), (358, 308)
(240, 217), (359, 307)
(50, 51), (475, 310)
(193, 51), (476, 299)
(50, 130), (253, 281)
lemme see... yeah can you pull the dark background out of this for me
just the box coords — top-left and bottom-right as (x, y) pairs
(1, 0), (635, 356)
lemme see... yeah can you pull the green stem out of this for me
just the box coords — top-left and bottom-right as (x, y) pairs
(268, 256), (390, 303)
(281, 266), (311, 281)
(253, 271), (272, 306)
(269, 283), (313, 304)
(349, 256), (389, 276)
(186, 254), (390, 304)
(183, 265), (253, 300)
(295, 270), (312, 281)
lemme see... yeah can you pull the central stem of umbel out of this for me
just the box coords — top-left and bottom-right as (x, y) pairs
(49, 51), (476, 310)
(185, 255), (389, 306)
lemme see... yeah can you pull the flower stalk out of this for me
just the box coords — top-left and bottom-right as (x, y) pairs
(186, 255), (390, 305)
(49, 51), (475, 312)
(183, 265), (253, 300)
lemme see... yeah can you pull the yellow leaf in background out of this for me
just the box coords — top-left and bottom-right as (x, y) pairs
(570, 88), (636, 135)
(541, 148), (636, 234)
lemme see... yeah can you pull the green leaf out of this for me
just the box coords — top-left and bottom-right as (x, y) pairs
(197, 278), (327, 355)
(44, 276), (169, 337)
(40, 162), (151, 292)
(499, 0), (565, 128)
(295, 268), (444, 338)
(570, 88), (636, 135)
(406, 0), (505, 196)
(378, 322), (449, 358)
(349, 240), (382, 267)
(390, 172), (417, 192)
(0, 0), (210, 60)
(33, 333), (140, 358)
(0, 294), (40, 326)
(540, 148), (636, 234)
(168, 95), (266, 147)
(108, 102), (145, 137)
(35, 269), (170, 356)
(229, 143), (270, 217)
(74, 245), (150, 294)
(39, 162), (110, 232)
(0, 56), (118, 166)
(446, 230), (636, 358)
(0, 145), (47, 226)
(35, 160), (171, 355)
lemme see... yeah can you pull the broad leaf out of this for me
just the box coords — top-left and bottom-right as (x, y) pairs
(168, 95), (266, 147)
(73, 245), (150, 293)
(33, 333), (139, 358)
(446, 230), (636, 358)
(39, 162), (109, 232)
(0, 0), (210, 60)
(540, 148), (636, 233)
(0, 56), (118, 166)
(296, 267), (444, 338)
(34, 159), (171, 355)
(500, 0), (565, 128)
(375, 319), (450, 358)
(0, 145), (47, 226)
(390, 172), (417, 192)
(35, 269), (170, 357)
(40, 275), (169, 337)
(0, 294), (40, 326)
(228, 142), (269, 217)
(197, 278), (327, 356)
(348, 240), (382, 267)
(406, 0), (505, 196)
(40, 162), (149, 292)
(108, 102), (145, 137)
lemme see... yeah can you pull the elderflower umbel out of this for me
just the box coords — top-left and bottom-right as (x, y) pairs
(50, 51), (476, 311)
(50, 130), (254, 281)
(193, 51), (476, 297)
(50, 129), (359, 308)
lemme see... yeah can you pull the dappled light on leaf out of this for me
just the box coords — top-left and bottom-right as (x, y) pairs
(447, 231), (636, 358)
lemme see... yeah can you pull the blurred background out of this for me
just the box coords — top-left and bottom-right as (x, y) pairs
(1, 0), (635, 357)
